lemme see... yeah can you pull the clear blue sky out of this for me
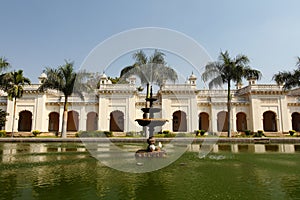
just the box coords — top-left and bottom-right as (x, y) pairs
(1, 0), (300, 84)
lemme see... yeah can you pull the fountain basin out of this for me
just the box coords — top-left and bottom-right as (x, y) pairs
(135, 118), (168, 127)
(141, 108), (161, 113)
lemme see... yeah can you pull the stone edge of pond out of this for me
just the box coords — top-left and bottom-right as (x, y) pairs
(0, 137), (300, 144)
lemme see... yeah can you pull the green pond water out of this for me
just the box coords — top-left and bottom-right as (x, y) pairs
(0, 143), (300, 200)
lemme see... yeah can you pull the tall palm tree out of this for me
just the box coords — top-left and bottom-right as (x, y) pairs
(202, 51), (261, 137)
(0, 57), (11, 88)
(4, 70), (31, 137)
(38, 61), (90, 138)
(273, 57), (300, 90)
(120, 50), (178, 86)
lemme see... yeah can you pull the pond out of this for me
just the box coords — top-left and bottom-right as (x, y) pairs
(0, 142), (300, 200)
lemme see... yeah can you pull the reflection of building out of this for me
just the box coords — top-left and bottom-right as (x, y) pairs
(1, 73), (300, 135)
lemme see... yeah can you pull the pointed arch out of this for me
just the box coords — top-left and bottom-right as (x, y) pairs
(67, 110), (79, 131)
(48, 112), (59, 132)
(87, 112), (98, 131)
(217, 111), (228, 132)
(110, 110), (124, 132)
(18, 110), (32, 132)
(236, 112), (247, 131)
(173, 110), (187, 132)
(263, 111), (277, 132)
(199, 112), (209, 131)
(292, 112), (300, 132)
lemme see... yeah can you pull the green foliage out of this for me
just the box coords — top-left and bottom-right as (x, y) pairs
(0, 109), (8, 128)
(32, 130), (41, 137)
(126, 131), (140, 137)
(289, 130), (296, 136)
(164, 133), (177, 138)
(4, 70), (31, 101)
(162, 130), (170, 134)
(0, 130), (6, 137)
(120, 50), (178, 86)
(76, 131), (113, 137)
(273, 57), (300, 90)
(244, 130), (251, 136)
(254, 130), (265, 137)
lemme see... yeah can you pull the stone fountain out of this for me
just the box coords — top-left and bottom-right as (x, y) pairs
(135, 83), (167, 158)
(135, 83), (168, 138)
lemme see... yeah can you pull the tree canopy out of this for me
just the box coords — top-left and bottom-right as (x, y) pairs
(120, 50), (178, 86)
(273, 57), (300, 90)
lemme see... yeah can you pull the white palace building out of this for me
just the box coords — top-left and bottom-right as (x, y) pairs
(1, 72), (300, 136)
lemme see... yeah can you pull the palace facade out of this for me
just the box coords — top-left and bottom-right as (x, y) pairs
(1, 73), (300, 135)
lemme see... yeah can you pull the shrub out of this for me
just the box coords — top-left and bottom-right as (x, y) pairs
(254, 130), (264, 137)
(126, 131), (139, 137)
(289, 130), (296, 136)
(164, 133), (176, 138)
(104, 131), (113, 137)
(194, 130), (201, 136)
(76, 131), (113, 137)
(244, 130), (251, 136)
(162, 130), (170, 134)
(0, 130), (6, 137)
(200, 130), (206, 136)
(32, 130), (41, 137)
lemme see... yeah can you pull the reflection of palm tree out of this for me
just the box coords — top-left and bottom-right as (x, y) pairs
(202, 51), (261, 137)
(38, 61), (90, 138)
(120, 50), (177, 86)
(273, 57), (300, 90)
(5, 70), (31, 137)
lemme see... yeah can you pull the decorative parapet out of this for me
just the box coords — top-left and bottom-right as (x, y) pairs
(160, 84), (197, 95)
(236, 84), (285, 95)
(98, 84), (136, 94)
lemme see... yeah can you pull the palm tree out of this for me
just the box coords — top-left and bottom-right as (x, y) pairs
(0, 57), (11, 88)
(4, 70), (31, 137)
(273, 57), (300, 90)
(120, 50), (178, 86)
(38, 61), (90, 138)
(202, 51), (261, 137)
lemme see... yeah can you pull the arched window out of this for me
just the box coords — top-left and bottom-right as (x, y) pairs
(49, 112), (59, 132)
(292, 112), (300, 132)
(86, 112), (98, 131)
(18, 110), (32, 131)
(236, 112), (247, 131)
(67, 111), (79, 131)
(217, 111), (228, 132)
(173, 110), (187, 132)
(263, 111), (277, 132)
(110, 111), (124, 132)
(199, 112), (209, 131)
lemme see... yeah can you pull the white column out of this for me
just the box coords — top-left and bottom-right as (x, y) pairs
(59, 104), (64, 132)
(80, 105), (86, 131)
(210, 105), (218, 133)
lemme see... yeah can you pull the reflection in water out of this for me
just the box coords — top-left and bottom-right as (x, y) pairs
(0, 142), (300, 199)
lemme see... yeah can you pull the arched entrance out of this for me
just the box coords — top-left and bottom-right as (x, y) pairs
(18, 111), (32, 131)
(236, 112), (247, 131)
(86, 112), (98, 131)
(292, 112), (300, 132)
(199, 112), (209, 131)
(48, 112), (59, 132)
(67, 111), (79, 131)
(263, 111), (277, 132)
(173, 110), (187, 132)
(217, 111), (228, 132)
(110, 111), (124, 132)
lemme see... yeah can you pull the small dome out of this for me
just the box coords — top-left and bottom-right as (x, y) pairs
(100, 73), (107, 79)
(189, 72), (197, 79)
